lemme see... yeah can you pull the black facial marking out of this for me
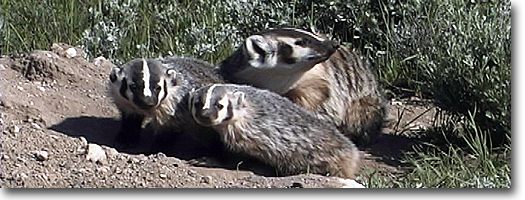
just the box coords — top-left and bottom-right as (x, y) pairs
(252, 42), (267, 64)
(120, 78), (129, 100)
(278, 42), (295, 64)
(160, 80), (168, 103)
(110, 71), (118, 82)
(294, 39), (309, 47)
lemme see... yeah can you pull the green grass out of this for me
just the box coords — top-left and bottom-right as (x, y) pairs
(1, 0), (511, 188)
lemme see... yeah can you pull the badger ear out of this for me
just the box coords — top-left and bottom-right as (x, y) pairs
(188, 88), (195, 109)
(166, 68), (178, 86)
(109, 67), (121, 83)
(232, 91), (246, 108)
(245, 35), (275, 58)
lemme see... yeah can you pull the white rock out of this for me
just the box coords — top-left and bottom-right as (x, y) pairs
(12, 125), (20, 133)
(103, 146), (119, 160)
(79, 137), (88, 146)
(93, 57), (107, 66)
(338, 178), (366, 188)
(66, 48), (77, 58)
(31, 151), (49, 161)
(86, 143), (107, 164)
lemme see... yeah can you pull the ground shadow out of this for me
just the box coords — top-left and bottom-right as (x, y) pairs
(362, 133), (420, 167)
(48, 116), (152, 154)
(49, 115), (279, 176)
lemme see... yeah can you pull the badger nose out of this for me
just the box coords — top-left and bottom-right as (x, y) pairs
(201, 108), (213, 118)
(143, 97), (157, 108)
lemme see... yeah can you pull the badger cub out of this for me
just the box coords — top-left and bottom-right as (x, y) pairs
(189, 84), (360, 178)
(108, 57), (224, 151)
(109, 58), (174, 148)
(218, 28), (387, 146)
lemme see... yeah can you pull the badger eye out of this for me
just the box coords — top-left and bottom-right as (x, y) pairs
(216, 103), (224, 110)
(295, 39), (308, 46)
(155, 85), (162, 92)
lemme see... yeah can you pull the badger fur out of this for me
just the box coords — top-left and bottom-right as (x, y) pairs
(108, 57), (225, 155)
(189, 84), (360, 178)
(218, 28), (388, 146)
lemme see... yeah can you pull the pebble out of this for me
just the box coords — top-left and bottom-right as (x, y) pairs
(86, 143), (107, 165)
(31, 151), (49, 161)
(12, 125), (20, 133)
(79, 137), (88, 147)
(66, 48), (77, 58)
(201, 176), (212, 184)
(104, 146), (119, 160)
(338, 178), (365, 188)
(30, 122), (41, 129)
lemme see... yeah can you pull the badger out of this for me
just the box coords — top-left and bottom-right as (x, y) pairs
(218, 28), (388, 146)
(189, 84), (360, 178)
(108, 57), (225, 154)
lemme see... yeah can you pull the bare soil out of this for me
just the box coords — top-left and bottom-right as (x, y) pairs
(0, 44), (437, 188)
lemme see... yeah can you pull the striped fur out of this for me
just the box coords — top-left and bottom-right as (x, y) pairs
(219, 28), (388, 146)
(189, 84), (360, 178)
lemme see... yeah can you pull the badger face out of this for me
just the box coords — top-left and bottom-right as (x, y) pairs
(189, 85), (245, 127)
(243, 28), (340, 73)
(110, 59), (176, 111)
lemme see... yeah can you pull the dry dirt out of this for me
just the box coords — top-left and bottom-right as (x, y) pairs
(0, 44), (437, 188)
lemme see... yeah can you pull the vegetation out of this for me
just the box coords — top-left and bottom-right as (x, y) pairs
(1, 0), (511, 188)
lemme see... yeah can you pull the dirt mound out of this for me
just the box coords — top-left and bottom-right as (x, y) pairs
(1, 44), (371, 188)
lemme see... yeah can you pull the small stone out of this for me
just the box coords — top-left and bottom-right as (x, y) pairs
(30, 151), (49, 161)
(201, 176), (212, 184)
(156, 152), (167, 159)
(93, 57), (107, 66)
(86, 144), (107, 165)
(30, 123), (41, 129)
(12, 125), (20, 133)
(104, 146), (119, 160)
(128, 157), (139, 164)
(66, 48), (77, 58)
(338, 178), (365, 188)
(159, 174), (167, 179)
(96, 166), (110, 173)
(187, 170), (196, 177)
(79, 137), (88, 147)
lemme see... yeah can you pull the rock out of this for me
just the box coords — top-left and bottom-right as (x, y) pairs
(30, 151), (49, 161)
(12, 125), (20, 133)
(201, 176), (212, 184)
(338, 178), (366, 188)
(103, 146), (119, 160)
(30, 122), (41, 129)
(79, 137), (88, 147)
(65, 48), (77, 58)
(93, 57), (107, 66)
(159, 174), (167, 179)
(86, 143), (107, 165)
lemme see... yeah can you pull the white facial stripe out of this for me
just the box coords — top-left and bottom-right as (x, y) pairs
(285, 28), (325, 42)
(215, 96), (231, 123)
(203, 85), (217, 109)
(142, 59), (152, 97)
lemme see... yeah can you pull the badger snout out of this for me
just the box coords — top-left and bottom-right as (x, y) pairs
(135, 96), (158, 110)
(193, 107), (216, 126)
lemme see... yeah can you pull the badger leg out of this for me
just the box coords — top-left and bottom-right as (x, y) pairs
(114, 113), (145, 149)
